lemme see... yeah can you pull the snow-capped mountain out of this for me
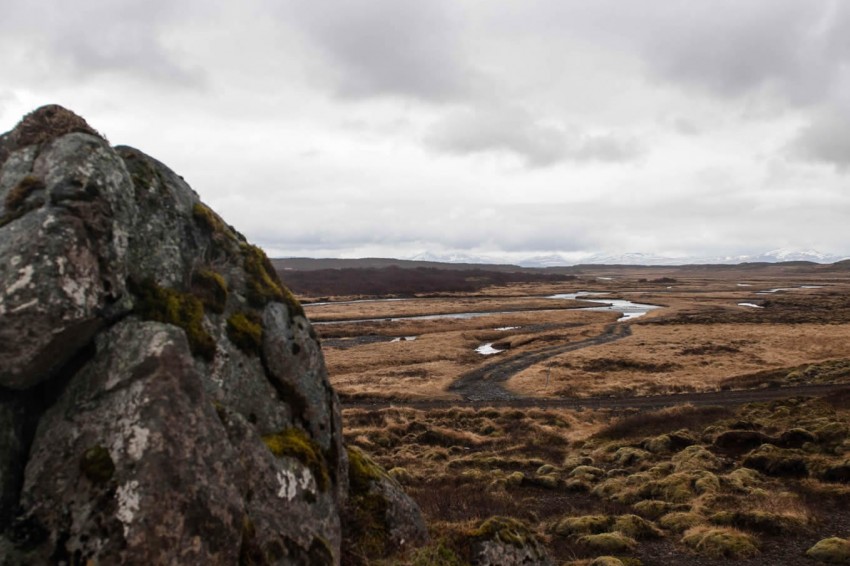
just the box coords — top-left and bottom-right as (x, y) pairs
(407, 248), (848, 267)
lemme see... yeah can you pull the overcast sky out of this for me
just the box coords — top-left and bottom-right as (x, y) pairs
(2, 1), (849, 263)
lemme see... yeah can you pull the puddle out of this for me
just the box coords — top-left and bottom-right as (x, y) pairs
(756, 285), (824, 295)
(548, 292), (660, 322)
(738, 303), (763, 309)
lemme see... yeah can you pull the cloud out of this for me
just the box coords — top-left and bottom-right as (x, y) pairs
(426, 105), (643, 167)
(639, 1), (850, 106)
(791, 108), (850, 171)
(0, 0), (205, 87)
(282, 0), (476, 102)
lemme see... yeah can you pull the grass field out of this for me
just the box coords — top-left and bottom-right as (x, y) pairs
(289, 263), (850, 565)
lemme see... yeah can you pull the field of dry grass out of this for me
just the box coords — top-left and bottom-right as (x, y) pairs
(299, 266), (850, 564)
(308, 273), (850, 402)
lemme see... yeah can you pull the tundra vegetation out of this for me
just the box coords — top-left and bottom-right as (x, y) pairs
(288, 264), (850, 564)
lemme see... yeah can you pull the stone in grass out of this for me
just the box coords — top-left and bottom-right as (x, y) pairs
(806, 537), (850, 564)
(681, 526), (759, 559)
(468, 516), (552, 566)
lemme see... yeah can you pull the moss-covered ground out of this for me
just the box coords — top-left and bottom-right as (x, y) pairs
(343, 394), (850, 565)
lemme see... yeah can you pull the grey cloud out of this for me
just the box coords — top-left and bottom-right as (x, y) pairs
(640, 1), (850, 105)
(791, 108), (850, 171)
(426, 106), (643, 167)
(283, 0), (476, 102)
(0, 1), (205, 87)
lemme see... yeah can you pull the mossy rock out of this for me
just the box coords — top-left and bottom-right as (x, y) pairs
(528, 473), (559, 490)
(262, 428), (329, 491)
(563, 455), (594, 470)
(388, 467), (412, 485)
(505, 471), (525, 487)
(191, 269), (228, 314)
(192, 202), (237, 242)
(681, 526), (759, 558)
(537, 464), (558, 475)
(671, 445), (721, 472)
(722, 467), (764, 491)
(742, 445), (809, 478)
(241, 243), (304, 316)
(470, 516), (535, 548)
(226, 311), (263, 355)
(577, 532), (637, 554)
(659, 512), (704, 533)
(632, 500), (674, 520)
(613, 447), (651, 468)
(806, 537), (850, 564)
(130, 278), (216, 360)
(570, 465), (605, 480)
(643, 434), (672, 454)
(613, 514), (663, 540)
(553, 515), (613, 537)
(79, 445), (115, 485)
(709, 510), (805, 535)
(406, 540), (467, 566)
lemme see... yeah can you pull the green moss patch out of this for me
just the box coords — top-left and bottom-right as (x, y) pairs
(262, 428), (329, 491)
(553, 515), (613, 537)
(193, 202), (236, 240)
(806, 537), (850, 564)
(344, 446), (392, 560)
(192, 269), (228, 314)
(577, 532), (637, 554)
(227, 311), (263, 355)
(470, 516), (535, 548)
(241, 243), (304, 316)
(79, 445), (115, 485)
(681, 526), (759, 559)
(613, 514), (664, 540)
(130, 278), (216, 360)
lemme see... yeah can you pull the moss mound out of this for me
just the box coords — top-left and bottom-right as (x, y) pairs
(613, 514), (664, 540)
(471, 516), (536, 548)
(709, 510), (805, 535)
(242, 244), (304, 316)
(681, 526), (759, 558)
(554, 515), (613, 537)
(130, 278), (216, 360)
(659, 512), (704, 533)
(79, 445), (115, 485)
(589, 557), (625, 566)
(226, 311), (263, 355)
(806, 537), (850, 564)
(191, 269), (228, 314)
(577, 532), (637, 554)
(262, 428), (329, 491)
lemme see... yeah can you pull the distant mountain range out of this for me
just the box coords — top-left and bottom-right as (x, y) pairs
(410, 248), (848, 267)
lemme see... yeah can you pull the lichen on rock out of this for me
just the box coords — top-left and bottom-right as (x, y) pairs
(0, 105), (426, 565)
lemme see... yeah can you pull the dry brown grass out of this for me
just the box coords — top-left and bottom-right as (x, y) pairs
(509, 322), (850, 398)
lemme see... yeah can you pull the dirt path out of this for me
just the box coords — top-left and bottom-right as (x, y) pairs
(448, 322), (632, 401)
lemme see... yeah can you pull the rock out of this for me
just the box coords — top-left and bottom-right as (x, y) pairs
(468, 516), (552, 566)
(0, 106), (425, 565)
(342, 446), (427, 563)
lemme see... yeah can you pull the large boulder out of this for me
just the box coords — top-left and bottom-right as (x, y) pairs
(0, 106), (424, 565)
